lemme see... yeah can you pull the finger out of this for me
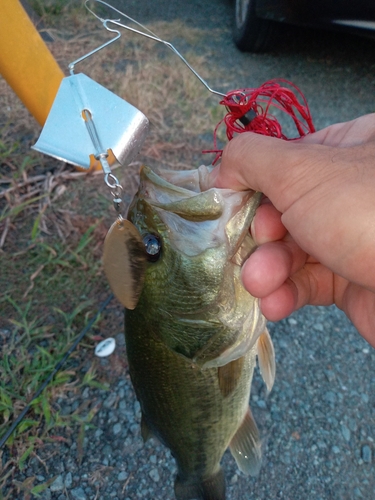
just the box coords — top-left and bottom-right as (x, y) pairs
(208, 133), (334, 213)
(299, 113), (375, 147)
(290, 262), (336, 308)
(342, 284), (375, 347)
(259, 280), (297, 322)
(258, 263), (338, 322)
(241, 239), (307, 298)
(250, 202), (287, 245)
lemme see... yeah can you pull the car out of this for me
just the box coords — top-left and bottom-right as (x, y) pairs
(233, 0), (375, 52)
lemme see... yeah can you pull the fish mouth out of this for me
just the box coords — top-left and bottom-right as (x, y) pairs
(139, 165), (224, 221)
(135, 165), (261, 259)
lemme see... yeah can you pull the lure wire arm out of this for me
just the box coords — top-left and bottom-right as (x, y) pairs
(84, 0), (226, 97)
(68, 21), (121, 75)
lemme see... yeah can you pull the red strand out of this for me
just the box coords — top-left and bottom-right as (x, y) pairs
(203, 79), (315, 164)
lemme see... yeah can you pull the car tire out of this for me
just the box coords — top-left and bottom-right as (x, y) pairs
(232, 0), (274, 52)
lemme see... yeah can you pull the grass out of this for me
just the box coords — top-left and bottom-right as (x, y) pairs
(0, 2), (226, 498)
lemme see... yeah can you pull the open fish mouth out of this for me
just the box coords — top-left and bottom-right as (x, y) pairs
(135, 165), (261, 260)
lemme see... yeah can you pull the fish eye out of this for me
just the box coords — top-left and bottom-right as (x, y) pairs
(143, 234), (161, 262)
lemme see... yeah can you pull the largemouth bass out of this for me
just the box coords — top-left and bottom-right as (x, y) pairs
(104, 165), (275, 500)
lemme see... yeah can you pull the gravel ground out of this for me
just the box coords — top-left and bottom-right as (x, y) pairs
(6, 1), (375, 499)
(11, 306), (374, 500)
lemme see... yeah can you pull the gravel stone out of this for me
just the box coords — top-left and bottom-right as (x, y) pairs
(361, 445), (372, 463)
(41, 489), (51, 500)
(71, 401), (79, 412)
(118, 471), (128, 481)
(82, 387), (90, 399)
(354, 487), (364, 498)
(102, 444), (113, 457)
(95, 428), (103, 438)
(341, 425), (351, 442)
(60, 405), (72, 416)
(113, 423), (122, 435)
(104, 392), (117, 409)
(324, 391), (337, 404)
(324, 370), (335, 382)
(361, 393), (369, 403)
(64, 472), (73, 489)
(50, 475), (64, 492)
(149, 468), (160, 482)
(348, 418), (358, 432)
(116, 332), (126, 346)
(70, 488), (87, 500)
(313, 323), (324, 332)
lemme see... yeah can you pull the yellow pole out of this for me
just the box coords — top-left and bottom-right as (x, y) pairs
(0, 0), (64, 126)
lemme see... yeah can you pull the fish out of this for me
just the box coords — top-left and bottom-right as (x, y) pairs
(103, 164), (276, 500)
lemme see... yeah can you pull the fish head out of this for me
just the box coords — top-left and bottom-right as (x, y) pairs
(132, 163), (261, 248)
(123, 165), (266, 366)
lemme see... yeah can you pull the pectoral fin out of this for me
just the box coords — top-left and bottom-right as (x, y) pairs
(217, 357), (244, 397)
(225, 191), (262, 258)
(229, 408), (262, 476)
(257, 328), (275, 393)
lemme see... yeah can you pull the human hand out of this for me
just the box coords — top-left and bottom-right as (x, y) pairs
(209, 114), (375, 346)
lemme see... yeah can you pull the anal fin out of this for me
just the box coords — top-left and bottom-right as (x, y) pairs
(229, 408), (262, 476)
(257, 328), (275, 392)
(174, 468), (225, 500)
(218, 357), (244, 397)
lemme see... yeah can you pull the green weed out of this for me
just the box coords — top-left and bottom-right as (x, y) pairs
(29, 0), (73, 17)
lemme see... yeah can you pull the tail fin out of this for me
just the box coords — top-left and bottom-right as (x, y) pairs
(174, 468), (226, 500)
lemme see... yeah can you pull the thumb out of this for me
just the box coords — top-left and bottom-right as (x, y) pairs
(208, 133), (328, 213)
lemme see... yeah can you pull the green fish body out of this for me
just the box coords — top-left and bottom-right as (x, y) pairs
(124, 165), (275, 500)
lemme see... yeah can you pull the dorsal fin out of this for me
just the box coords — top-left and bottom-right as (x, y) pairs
(257, 328), (275, 393)
(229, 408), (262, 476)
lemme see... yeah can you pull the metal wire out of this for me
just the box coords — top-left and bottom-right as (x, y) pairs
(0, 293), (114, 449)
(85, 0), (226, 97)
(68, 23), (121, 74)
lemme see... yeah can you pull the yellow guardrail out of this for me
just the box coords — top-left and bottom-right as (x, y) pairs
(0, 0), (64, 125)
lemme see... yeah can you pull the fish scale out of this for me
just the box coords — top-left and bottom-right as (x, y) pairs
(125, 308), (256, 475)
